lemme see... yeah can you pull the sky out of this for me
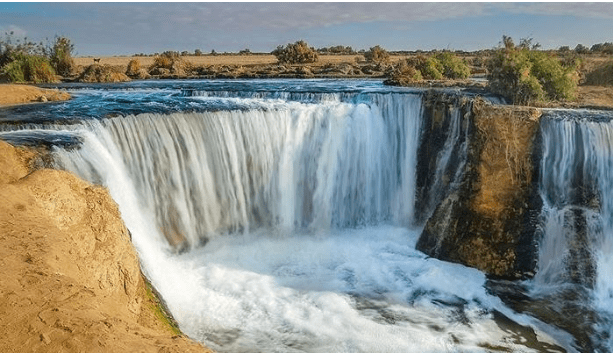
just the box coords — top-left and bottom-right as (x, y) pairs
(0, 2), (612, 56)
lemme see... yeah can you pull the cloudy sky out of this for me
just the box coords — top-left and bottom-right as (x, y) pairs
(1, 2), (612, 56)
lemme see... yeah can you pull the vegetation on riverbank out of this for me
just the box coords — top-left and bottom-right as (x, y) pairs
(2, 32), (613, 107)
(0, 32), (75, 83)
(486, 36), (580, 105)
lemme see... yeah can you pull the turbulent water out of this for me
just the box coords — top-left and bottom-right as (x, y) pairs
(1, 79), (611, 352)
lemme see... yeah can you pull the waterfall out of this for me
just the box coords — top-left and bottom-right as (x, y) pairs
(535, 110), (613, 351)
(0, 81), (587, 352)
(48, 93), (423, 251)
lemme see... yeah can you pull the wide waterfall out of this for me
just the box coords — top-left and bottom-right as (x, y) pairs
(57, 93), (421, 250)
(1, 79), (610, 352)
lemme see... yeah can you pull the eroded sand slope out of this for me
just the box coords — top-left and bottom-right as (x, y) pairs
(0, 141), (211, 352)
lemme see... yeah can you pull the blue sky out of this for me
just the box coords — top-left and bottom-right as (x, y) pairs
(1, 2), (612, 56)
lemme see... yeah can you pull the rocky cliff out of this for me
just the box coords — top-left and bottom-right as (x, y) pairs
(416, 95), (543, 279)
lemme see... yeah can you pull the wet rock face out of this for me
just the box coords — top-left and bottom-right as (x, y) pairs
(416, 98), (543, 279)
(413, 91), (473, 225)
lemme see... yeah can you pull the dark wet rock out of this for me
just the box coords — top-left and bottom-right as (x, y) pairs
(416, 97), (543, 279)
(413, 91), (473, 225)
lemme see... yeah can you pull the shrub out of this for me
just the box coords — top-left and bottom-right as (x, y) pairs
(2, 53), (56, 83)
(364, 45), (390, 64)
(126, 58), (141, 76)
(584, 61), (613, 86)
(434, 52), (471, 79)
(150, 51), (192, 76)
(408, 55), (443, 80)
(48, 36), (75, 77)
(575, 44), (590, 54)
(317, 45), (355, 55)
(591, 42), (613, 55)
(272, 40), (318, 64)
(0, 32), (46, 68)
(78, 64), (130, 83)
(152, 51), (180, 69)
(487, 36), (579, 105)
(383, 61), (422, 86)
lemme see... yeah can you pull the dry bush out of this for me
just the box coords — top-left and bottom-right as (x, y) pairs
(78, 64), (130, 83)
(272, 40), (318, 64)
(125, 59), (150, 79)
(383, 61), (422, 86)
(149, 51), (192, 76)
(126, 59), (141, 76)
(584, 61), (613, 86)
(364, 45), (390, 64)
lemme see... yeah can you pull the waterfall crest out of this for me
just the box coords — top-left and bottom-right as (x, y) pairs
(51, 93), (423, 250)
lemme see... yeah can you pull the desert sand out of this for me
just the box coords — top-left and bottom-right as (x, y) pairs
(0, 141), (212, 352)
(0, 84), (71, 107)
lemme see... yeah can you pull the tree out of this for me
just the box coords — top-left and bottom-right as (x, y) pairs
(194, 49), (202, 56)
(575, 44), (590, 54)
(48, 36), (75, 77)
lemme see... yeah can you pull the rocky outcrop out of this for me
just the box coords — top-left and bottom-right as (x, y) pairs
(416, 97), (542, 279)
(0, 141), (211, 352)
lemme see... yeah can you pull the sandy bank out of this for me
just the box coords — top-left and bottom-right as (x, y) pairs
(0, 141), (211, 352)
(0, 84), (71, 107)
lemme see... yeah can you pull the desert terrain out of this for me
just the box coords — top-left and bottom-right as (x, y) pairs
(0, 139), (212, 352)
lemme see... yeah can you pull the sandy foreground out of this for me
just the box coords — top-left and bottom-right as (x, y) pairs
(0, 141), (212, 352)
(0, 84), (72, 107)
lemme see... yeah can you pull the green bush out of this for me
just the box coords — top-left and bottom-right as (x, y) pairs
(48, 36), (74, 77)
(434, 52), (471, 79)
(487, 37), (578, 105)
(272, 40), (318, 64)
(0, 32), (46, 68)
(1, 32), (75, 82)
(408, 55), (443, 80)
(2, 53), (56, 83)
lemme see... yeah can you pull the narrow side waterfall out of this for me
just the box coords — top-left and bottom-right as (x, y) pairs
(534, 111), (613, 351)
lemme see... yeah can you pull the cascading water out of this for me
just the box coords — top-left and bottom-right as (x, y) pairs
(0, 80), (589, 352)
(530, 110), (613, 351)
